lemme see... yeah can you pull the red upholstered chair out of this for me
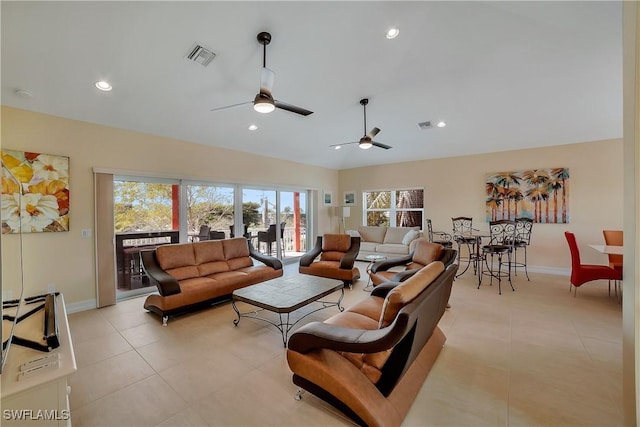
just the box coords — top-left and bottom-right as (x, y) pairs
(299, 234), (361, 287)
(564, 232), (619, 297)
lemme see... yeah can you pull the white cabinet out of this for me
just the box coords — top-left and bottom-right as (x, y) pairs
(1, 294), (76, 426)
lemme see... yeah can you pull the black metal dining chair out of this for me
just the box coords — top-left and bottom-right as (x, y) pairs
(426, 219), (453, 248)
(478, 220), (517, 294)
(451, 216), (479, 276)
(512, 218), (533, 280)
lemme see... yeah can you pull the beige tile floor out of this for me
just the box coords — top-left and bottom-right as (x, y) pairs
(68, 262), (623, 426)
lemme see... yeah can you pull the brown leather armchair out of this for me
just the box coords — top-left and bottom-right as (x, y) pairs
(369, 238), (457, 286)
(299, 234), (361, 287)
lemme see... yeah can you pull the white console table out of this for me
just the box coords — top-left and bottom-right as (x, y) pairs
(1, 294), (77, 426)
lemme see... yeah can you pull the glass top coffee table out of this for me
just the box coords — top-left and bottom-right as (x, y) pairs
(231, 275), (345, 347)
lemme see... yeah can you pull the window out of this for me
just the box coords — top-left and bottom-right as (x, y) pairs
(364, 189), (424, 228)
(113, 178), (177, 232)
(185, 184), (235, 237)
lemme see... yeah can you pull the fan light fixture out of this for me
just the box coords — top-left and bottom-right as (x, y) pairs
(253, 94), (275, 113)
(359, 140), (373, 149)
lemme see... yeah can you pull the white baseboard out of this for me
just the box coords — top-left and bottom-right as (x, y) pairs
(65, 299), (97, 314)
(524, 265), (570, 276)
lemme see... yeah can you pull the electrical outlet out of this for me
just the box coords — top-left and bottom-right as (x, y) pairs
(47, 284), (56, 293)
(81, 229), (92, 238)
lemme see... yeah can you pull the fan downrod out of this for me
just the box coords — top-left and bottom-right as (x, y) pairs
(257, 32), (272, 46)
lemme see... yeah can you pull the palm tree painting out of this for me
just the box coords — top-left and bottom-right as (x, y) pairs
(485, 168), (570, 223)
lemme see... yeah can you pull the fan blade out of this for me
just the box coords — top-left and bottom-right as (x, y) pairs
(274, 100), (314, 116)
(366, 127), (381, 139)
(329, 141), (359, 148)
(371, 141), (392, 150)
(210, 100), (252, 112)
(260, 67), (275, 96)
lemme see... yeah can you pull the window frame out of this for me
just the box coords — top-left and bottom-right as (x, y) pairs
(362, 187), (424, 228)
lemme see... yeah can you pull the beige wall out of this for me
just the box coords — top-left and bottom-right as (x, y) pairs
(0, 106), (625, 306)
(338, 139), (624, 272)
(1, 107), (339, 308)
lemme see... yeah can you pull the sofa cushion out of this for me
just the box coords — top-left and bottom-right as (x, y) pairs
(156, 243), (196, 270)
(359, 241), (378, 253)
(193, 240), (230, 276)
(164, 265), (201, 281)
(322, 234), (351, 252)
(412, 240), (443, 266)
(379, 261), (445, 328)
(374, 243), (411, 255)
(383, 226), (420, 244)
(193, 240), (225, 263)
(324, 300), (392, 384)
(227, 256), (254, 270)
(223, 237), (250, 259)
(401, 229), (420, 245)
(358, 226), (387, 244)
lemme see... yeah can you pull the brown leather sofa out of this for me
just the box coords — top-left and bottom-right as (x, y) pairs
(369, 237), (457, 286)
(287, 261), (458, 427)
(141, 237), (283, 325)
(299, 234), (361, 287)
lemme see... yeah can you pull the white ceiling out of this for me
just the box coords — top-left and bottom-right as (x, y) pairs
(1, 1), (622, 170)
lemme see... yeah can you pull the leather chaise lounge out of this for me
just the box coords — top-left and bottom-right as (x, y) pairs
(287, 261), (458, 427)
(141, 237), (283, 325)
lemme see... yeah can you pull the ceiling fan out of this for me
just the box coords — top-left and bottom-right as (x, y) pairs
(210, 32), (313, 116)
(330, 98), (392, 150)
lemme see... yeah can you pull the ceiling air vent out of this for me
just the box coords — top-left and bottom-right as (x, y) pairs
(186, 43), (216, 67)
(418, 121), (432, 130)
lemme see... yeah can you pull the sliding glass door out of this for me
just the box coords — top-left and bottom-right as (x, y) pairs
(113, 176), (179, 300)
(242, 187), (308, 261)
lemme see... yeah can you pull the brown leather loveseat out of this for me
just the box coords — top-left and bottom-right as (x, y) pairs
(287, 261), (458, 427)
(141, 237), (283, 325)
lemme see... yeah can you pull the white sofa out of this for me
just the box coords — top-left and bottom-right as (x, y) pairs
(348, 226), (422, 261)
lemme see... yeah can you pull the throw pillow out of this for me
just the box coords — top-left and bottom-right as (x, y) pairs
(401, 229), (419, 245)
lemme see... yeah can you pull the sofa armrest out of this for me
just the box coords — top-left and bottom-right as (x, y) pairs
(300, 236), (323, 267)
(439, 248), (458, 267)
(140, 250), (181, 296)
(370, 253), (413, 274)
(370, 281), (401, 298)
(249, 243), (283, 270)
(288, 314), (409, 354)
(339, 236), (361, 269)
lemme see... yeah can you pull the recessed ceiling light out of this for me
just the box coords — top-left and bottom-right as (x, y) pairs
(95, 80), (112, 91)
(248, 124), (258, 131)
(436, 121), (446, 128)
(334, 145), (342, 150)
(386, 28), (400, 39)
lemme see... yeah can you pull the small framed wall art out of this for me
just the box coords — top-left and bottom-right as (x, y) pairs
(323, 190), (333, 206)
(343, 191), (356, 206)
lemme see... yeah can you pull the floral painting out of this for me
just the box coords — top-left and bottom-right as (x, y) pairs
(1, 150), (70, 233)
(485, 168), (569, 224)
